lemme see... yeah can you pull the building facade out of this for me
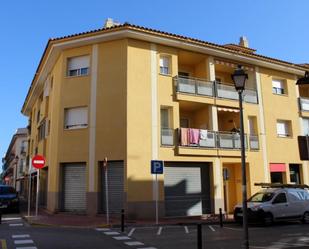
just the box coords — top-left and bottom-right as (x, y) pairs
(2, 128), (28, 197)
(21, 20), (309, 218)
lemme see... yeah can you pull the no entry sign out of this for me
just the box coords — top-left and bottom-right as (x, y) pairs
(32, 155), (46, 169)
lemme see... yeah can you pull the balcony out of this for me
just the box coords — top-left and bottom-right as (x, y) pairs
(299, 97), (309, 112)
(175, 76), (258, 104)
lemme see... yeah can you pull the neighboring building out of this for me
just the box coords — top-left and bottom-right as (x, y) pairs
(21, 19), (308, 218)
(2, 128), (28, 197)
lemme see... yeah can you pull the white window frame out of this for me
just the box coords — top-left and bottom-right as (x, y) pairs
(272, 79), (285, 95)
(64, 107), (88, 130)
(67, 55), (90, 77)
(159, 56), (170, 75)
(276, 120), (290, 137)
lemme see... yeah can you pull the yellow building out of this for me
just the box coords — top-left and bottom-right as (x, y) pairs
(21, 19), (309, 218)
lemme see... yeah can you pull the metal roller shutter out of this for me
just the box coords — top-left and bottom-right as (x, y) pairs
(102, 161), (124, 214)
(63, 164), (86, 212)
(164, 163), (211, 217)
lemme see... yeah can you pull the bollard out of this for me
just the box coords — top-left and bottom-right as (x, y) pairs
(197, 223), (202, 249)
(121, 209), (125, 232)
(219, 208), (223, 228)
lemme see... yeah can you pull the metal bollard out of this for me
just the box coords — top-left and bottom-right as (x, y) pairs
(121, 209), (125, 232)
(197, 223), (202, 249)
(219, 208), (223, 228)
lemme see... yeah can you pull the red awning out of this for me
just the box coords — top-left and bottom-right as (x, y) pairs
(270, 163), (286, 172)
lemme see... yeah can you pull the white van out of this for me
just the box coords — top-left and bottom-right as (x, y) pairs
(234, 184), (309, 225)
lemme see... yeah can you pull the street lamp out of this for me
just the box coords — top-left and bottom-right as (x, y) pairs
(296, 71), (309, 85)
(231, 65), (249, 249)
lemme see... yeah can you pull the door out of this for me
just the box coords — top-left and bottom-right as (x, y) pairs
(101, 161), (124, 214)
(271, 192), (291, 219)
(63, 164), (86, 212)
(164, 162), (211, 217)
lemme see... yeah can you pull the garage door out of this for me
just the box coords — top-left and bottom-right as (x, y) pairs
(164, 163), (211, 217)
(63, 164), (86, 212)
(101, 161), (124, 214)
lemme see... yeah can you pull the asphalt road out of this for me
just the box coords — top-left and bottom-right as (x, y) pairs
(2, 213), (309, 249)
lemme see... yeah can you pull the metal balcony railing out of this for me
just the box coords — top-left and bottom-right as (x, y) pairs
(175, 76), (214, 97)
(177, 128), (248, 150)
(299, 97), (309, 111)
(174, 76), (258, 104)
(249, 135), (259, 150)
(161, 128), (174, 146)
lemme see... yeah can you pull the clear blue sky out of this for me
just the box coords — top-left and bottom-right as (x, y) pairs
(1, 0), (308, 165)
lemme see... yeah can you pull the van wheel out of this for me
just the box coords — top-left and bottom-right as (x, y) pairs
(302, 212), (309, 224)
(263, 213), (273, 226)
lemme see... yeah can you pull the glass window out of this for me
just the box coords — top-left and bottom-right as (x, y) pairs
(161, 108), (170, 128)
(277, 120), (290, 137)
(64, 107), (88, 129)
(303, 118), (309, 135)
(160, 57), (170, 75)
(273, 193), (287, 204)
(67, 55), (90, 77)
(272, 79), (285, 95)
(248, 192), (274, 202)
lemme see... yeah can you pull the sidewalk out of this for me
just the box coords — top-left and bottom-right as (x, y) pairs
(22, 209), (234, 228)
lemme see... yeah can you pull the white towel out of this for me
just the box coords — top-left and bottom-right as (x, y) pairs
(200, 129), (208, 140)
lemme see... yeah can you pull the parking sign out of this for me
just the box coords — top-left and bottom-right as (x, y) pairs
(151, 160), (164, 174)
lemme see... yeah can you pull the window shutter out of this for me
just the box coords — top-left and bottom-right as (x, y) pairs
(68, 56), (90, 70)
(65, 107), (88, 129)
(272, 79), (283, 89)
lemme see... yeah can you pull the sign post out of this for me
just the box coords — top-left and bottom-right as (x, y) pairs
(32, 155), (46, 217)
(151, 160), (164, 225)
(103, 157), (109, 225)
(27, 157), (32, 217)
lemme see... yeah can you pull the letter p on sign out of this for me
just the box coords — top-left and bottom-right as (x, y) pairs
(151, 160), (164, 174)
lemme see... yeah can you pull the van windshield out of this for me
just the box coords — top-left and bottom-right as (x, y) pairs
(248, 192), (274, 202)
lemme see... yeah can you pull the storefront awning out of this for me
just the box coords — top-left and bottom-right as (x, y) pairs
(270, 163), (286, 172)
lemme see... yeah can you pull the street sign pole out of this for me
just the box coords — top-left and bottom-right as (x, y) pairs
(155, 173), (158, 225)
(27, 158), (32, 217)
(35, 168), (40, 217)
(104, 157), (109, 225)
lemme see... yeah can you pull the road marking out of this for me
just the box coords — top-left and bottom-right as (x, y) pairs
(14, 240), (34, 245)
(157, 227), (162, 235)
(0, 240), (8, 249)
(12, 235), (30, 239)
(104, 231), (120, 235)
(222, 226), (242, 231)
(128, 228), (135, 237)
(113, 236), (131, 240)
(15, 247), (38, 249)
(137, 248), (157, 249)
(208, 225), (215, 232)
(124, 241), (144, 246)
(95, 228), (110, 231)
(184, 226), (189, 234)
(9, 223), (23, 227)
(2, 217), (22, 221)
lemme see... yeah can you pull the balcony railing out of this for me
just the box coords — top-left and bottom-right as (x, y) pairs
(176, 76), (214, 97)
(177, 128), (249, 150)
(249, 134), (259, 150)
(299, 97), (309, 111)
(161, 128), (174, 146)
(175, 76), (258, 104)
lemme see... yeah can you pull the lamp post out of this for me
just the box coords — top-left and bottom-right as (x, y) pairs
(231, 65), (249, 249)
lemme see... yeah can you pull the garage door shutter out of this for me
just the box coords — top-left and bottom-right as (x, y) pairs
(63, 164), (86, 212)
(164, 163), (210, 217)
(101, 161), (124, 214)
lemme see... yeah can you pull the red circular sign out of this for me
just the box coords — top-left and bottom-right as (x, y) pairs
(32, 155), (46, 169)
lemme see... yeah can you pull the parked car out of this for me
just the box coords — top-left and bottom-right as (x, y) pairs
(234, 184), (309, 225)
(0, 185), (19, 213)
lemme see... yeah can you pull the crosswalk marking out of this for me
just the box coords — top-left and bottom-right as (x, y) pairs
(113, 236), (131, 240)
(12, 235), (30, 239)
(137, 248), (157, 249)
(104, 231), (120, 235)
(125, 241), (144, 246)
(157, 227), (162, 235)
(14, 240), (34, 245)
(184, 226), (189, 234)
(15, 247), (38, 249)
(95, 228), (110, 231)
(9, 223), (23, 227)
(128, 228), (135, 237)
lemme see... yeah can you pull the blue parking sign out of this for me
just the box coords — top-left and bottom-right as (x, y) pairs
(151, 160), (164, 174)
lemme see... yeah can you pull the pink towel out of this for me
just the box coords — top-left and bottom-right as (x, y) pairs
(189, 128), (200, 144)
(180, 128), (189, 146)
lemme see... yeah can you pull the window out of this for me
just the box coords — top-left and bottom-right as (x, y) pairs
(276, 120), (291, 137)
(64, 107), (88, 129)
(303, 118), (309, 135)
(159, 56), (170, 75)
(272, 193), (287, 204)
(37, 110), (41, 123)
(160, 107), (173, 146)
(67, 55), (90, 77)
(161, 108), (170, 128)
(272, 79), (285, 95)
(38, 119), (47, 141)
